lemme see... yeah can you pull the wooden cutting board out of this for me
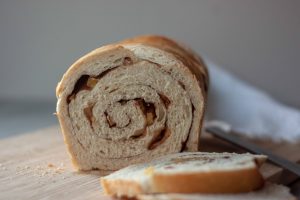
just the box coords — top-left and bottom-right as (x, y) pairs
(0, 126), (299, 200)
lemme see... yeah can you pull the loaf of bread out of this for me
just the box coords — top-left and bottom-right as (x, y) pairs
(138, 183), (295, 200)
(101, 152), (267, 197)
(56, 35), (208, 171)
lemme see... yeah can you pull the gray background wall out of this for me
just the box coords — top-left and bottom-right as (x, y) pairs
(0, 0), (300, 108)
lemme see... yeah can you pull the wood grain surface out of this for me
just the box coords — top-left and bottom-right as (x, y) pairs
(0, 126), (299, 200)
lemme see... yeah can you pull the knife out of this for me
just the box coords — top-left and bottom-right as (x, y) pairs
(206, 126), (300, 177)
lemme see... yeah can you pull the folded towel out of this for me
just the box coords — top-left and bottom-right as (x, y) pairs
(205, 59), (300, 142)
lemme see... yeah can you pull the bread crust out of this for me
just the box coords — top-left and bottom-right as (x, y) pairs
(101, 168), (264, 196)
(152, 168), (264, 194)
(101, 179), (143, 198)
(101, 153), (267, 197)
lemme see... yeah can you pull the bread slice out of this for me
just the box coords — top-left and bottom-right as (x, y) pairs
(101, 152), (267, 197)
(56, 35), (208, 171)
(138, 183), (295, 200)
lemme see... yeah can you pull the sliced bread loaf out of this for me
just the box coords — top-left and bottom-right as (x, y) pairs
(101, 152), (267, 197)
(56, 35), (208, 171)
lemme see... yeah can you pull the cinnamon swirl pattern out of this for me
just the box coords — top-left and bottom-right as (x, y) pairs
(56, 36), (208, 170)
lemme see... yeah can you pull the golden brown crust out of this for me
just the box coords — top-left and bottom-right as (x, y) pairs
(152, 168), (264, 194)
(101, 178), (144, 197)
(100, 168), (265, 196)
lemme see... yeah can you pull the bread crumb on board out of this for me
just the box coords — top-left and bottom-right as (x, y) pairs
(48, 163), (55, 168)
(0, 163), (8, 171)
(14, 162), (66, 178)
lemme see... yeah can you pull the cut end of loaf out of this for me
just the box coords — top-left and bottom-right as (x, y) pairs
(56, 35), (208, 171)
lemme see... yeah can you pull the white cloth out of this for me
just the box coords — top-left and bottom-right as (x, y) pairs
(205, 59), (300, 142)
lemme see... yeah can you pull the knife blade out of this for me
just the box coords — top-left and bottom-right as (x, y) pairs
(206, 126), (300, 177)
